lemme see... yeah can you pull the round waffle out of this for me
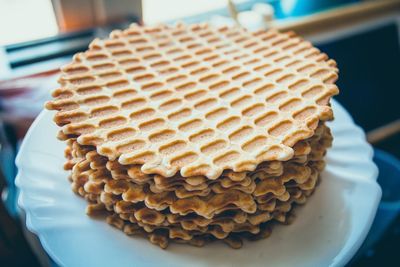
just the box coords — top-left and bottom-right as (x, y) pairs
(46, 23), (338, 179)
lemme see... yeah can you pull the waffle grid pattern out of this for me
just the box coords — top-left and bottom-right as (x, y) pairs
(47, 23), (338, 179)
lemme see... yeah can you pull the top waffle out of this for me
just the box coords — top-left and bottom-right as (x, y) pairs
(46, 23), (339, 179)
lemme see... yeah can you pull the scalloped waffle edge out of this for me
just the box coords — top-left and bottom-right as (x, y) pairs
(47, 23), (338, 179)
(64, 123), (331, 248)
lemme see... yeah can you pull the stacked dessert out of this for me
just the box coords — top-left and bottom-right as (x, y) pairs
(46, 23), (338, 248)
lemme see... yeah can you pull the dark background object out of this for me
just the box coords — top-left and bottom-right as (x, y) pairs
(0, 21), (137, 80)
(0, 188), (41, 267)
(350, 149), (400, 267)
(318, 23), (400, 134)
(315, 22), (400, 267)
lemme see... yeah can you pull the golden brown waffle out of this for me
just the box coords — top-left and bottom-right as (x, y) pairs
(64, 122), (331, 248)
(68, 124), (330, 197)
(67, 124), (330, 202)
(46, 23), (338, 179)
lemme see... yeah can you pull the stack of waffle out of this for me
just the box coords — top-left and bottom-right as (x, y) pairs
(46, 23), (338, 248)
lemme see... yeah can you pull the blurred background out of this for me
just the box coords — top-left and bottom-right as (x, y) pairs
(0, 0), (399, 266)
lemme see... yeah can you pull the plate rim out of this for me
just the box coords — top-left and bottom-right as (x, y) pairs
(15, 100), (381, 267)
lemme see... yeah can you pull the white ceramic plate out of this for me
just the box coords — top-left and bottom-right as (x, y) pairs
(16, 100), (381, 267)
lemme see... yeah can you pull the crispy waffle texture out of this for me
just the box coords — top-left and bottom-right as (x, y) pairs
(46, 23), (338, 248)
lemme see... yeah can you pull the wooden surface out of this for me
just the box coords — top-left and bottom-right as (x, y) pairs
(368, 119), (400, 144)
(273, 0), (400, 36)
